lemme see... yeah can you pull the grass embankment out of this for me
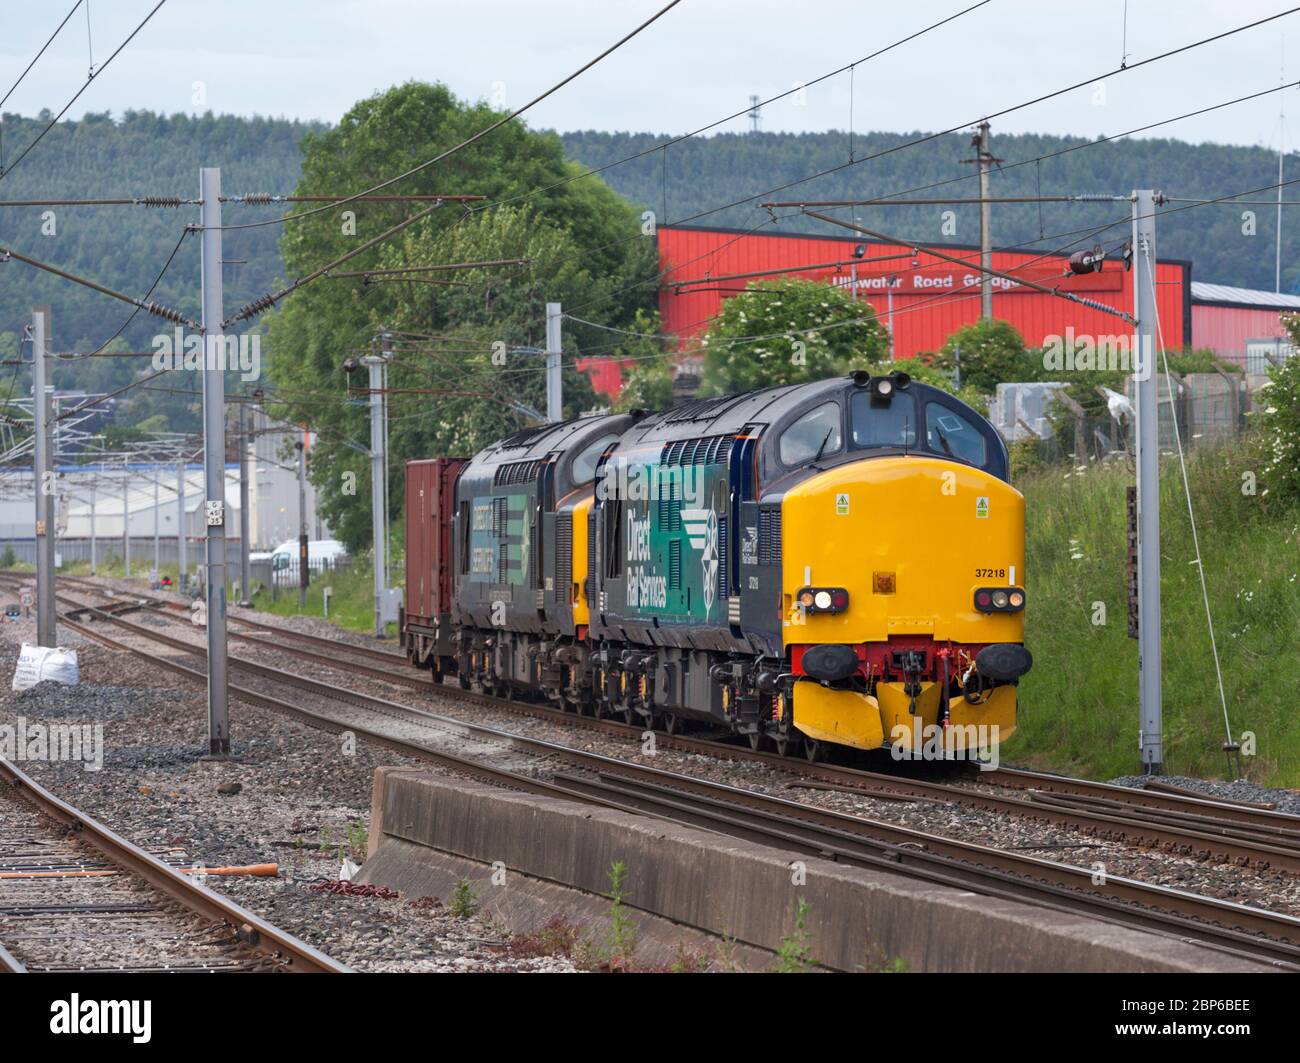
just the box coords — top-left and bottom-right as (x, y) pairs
(45, 555), (391, 636)
(247, 562), (386, 634)
(1010, 439), (1300, 785)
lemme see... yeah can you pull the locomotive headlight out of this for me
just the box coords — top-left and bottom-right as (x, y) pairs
(877, 379), (893, 397)
(795, 587), (850, 615)
(974, 587), (1026, 613)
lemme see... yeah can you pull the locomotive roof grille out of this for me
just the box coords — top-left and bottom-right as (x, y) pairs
(660, 434), (733, 466)
(662, 393), (745, 424)
(496, 425), (551, 450)
(494, 459), (542, 486)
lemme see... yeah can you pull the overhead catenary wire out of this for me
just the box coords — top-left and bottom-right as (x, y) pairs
(222, 200), (455, 326)
(557, 14), (1300, 317)
(798, 210), (1136, 323)
(213, 0), (688, 234)
(0, 0), (83, 171)
(0, 239), (197, 328)
(461, 0), (995, 226)
(1139, 239), (1237, 758)
(0, 0), (169, 182)
(564, 74), (1300, 317)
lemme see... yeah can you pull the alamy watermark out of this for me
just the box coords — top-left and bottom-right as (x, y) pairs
(1041, 328), (1153, 380)
(0, 716), (103, 771)
(151, 328), (261, 382)
(889, 719), (1000, 770)
(595, 455), (705, 505)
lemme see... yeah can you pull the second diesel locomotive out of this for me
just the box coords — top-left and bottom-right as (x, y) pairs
(402, 371), (1032, 760)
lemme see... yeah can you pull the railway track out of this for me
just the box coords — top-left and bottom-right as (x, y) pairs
(0, 755), (348, 973)
(12, 574), (1300, 871)
(22, 585), (1300, 970)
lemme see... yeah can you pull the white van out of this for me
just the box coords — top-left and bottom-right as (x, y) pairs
(269, 539), (349, 586)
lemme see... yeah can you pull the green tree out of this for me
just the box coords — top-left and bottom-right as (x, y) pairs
(697, 279), (888, 395)
(929, 319), (1042, 393)
(610, 309), (674, 412)
(1257, 315), (1300, 505)
(263, 82), (657, 551)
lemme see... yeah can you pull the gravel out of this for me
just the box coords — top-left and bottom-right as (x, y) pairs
(0, 586), (578, 972)
(14, 571), (1300, 956)
(1109, 774), (1300, 817)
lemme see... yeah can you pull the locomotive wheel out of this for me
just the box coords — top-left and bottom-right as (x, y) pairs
(457, 674), (471, 691)
(430, 669), (444, 685)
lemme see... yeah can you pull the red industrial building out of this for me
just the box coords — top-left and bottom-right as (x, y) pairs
(576, 225), (1294, 397)
(1190, 282), (1300, 373)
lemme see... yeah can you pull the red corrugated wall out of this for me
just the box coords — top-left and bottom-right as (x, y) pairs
(655, 225), (1188, 362)
(1191, 304), (1287, 366)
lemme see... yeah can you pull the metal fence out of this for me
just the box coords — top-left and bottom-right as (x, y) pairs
(0, 537), (190, 571)
(998, 371), (1272, 462)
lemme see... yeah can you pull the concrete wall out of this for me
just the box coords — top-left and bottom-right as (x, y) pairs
(359, 769), (1274, 974)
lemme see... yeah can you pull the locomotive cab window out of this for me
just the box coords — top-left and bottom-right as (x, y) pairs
(572, 433), (618, 484)
(925, 403), (986, 467)
(849, 391), (917, 450)
(779, 401), (842, 466)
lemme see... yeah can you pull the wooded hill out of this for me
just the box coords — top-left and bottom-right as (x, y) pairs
(0, 109), (1292, 440)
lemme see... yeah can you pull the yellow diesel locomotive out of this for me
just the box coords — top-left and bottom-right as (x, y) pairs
(403, 370), (1030, 761)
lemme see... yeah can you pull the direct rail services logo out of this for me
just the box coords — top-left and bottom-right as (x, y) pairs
(49, 995), (151, 1044)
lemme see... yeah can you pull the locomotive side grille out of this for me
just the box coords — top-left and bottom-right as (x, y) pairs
(758, 507), (782, 565)
(717, 516), (728, 603)
(555, 513), (572, 602)
(458, 500), (470, 574)
(668, 538), (682, 590)
(586, 509), (597, 602)
(656, 470), (682, 531)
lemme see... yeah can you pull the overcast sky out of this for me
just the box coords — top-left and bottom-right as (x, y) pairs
(1, 1), (1297, 151)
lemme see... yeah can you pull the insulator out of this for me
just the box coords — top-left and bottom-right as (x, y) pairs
(137, 195), (183, 208)
(144, 301), (186, 324)
(241, 193), (274, 205)
(233, 293), (276, 321)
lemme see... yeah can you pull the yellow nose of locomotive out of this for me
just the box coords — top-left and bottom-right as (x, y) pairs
(781, 455), (1026, 752)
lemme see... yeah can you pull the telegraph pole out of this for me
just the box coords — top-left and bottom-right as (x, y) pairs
(200, 166), (230, 757)
(363, 333), (389, 636)
(546, 302), (563, 423)
(962, 121), (1000, 320)
(296, 436), (307, 610)
(1133, 189), (1163, 774)
(153, 466), (160, 585)
(238, 399), (252, 605)
(31, 306), (55, 647)
(121, 463), (130, 578)
(89, 486), (97, 577)
(176, 457), (187, 590)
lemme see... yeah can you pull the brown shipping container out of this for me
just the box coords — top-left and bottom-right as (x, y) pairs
(404, 457), (465, 632)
